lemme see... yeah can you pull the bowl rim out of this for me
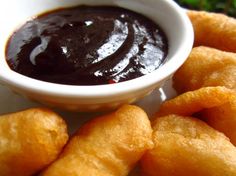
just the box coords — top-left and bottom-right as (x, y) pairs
(0, 0), (194, 98)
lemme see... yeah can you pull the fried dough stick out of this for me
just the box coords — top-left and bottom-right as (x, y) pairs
(157, 86), (236, 146)
(41, 105), (153, 176)
(0, 108), (68, 176)
(158, 87), (235, 116)
(173, 46), (236, 93)
(188, 10), (236, 52)
(141, 115), (236, 176)
(200, 97), (236, 146)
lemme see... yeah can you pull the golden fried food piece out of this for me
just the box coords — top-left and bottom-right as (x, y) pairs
(0, 108), (68, 176)
(41, 105), (153, 176)
(141, 114), (236, 176)
(157, 86), (235, 116)
(188, 10), (236, 52)
(157, 86), (236, 146)
(201, 97), (236, 145)
(173, 46), (236, 93)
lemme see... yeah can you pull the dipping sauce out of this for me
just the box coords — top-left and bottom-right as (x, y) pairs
(6, 6), (168, 85)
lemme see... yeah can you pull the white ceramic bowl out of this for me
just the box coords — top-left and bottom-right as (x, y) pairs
(0, 0), (193, 111)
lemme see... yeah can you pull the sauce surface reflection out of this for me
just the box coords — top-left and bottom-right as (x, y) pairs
(6, 6), (168, 85)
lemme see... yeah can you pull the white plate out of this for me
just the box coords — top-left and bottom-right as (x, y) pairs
(0, 79), (176, 134)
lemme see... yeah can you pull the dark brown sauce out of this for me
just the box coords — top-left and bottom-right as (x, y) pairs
(6, 6), (168, 85)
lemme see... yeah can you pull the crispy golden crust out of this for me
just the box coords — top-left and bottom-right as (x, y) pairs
(173, 46), (236, 93)
(41, 105), (153, 176)
(188, 10), (236, 52)
(157, 86), (236, 146)
(157, 86), (235, 116)
(201, 98), (236, 146)
(0, 108), (68, 176)
(141, 115), (236, 176)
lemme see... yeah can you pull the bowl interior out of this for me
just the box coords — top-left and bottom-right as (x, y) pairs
(0, 0), (193, 98)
